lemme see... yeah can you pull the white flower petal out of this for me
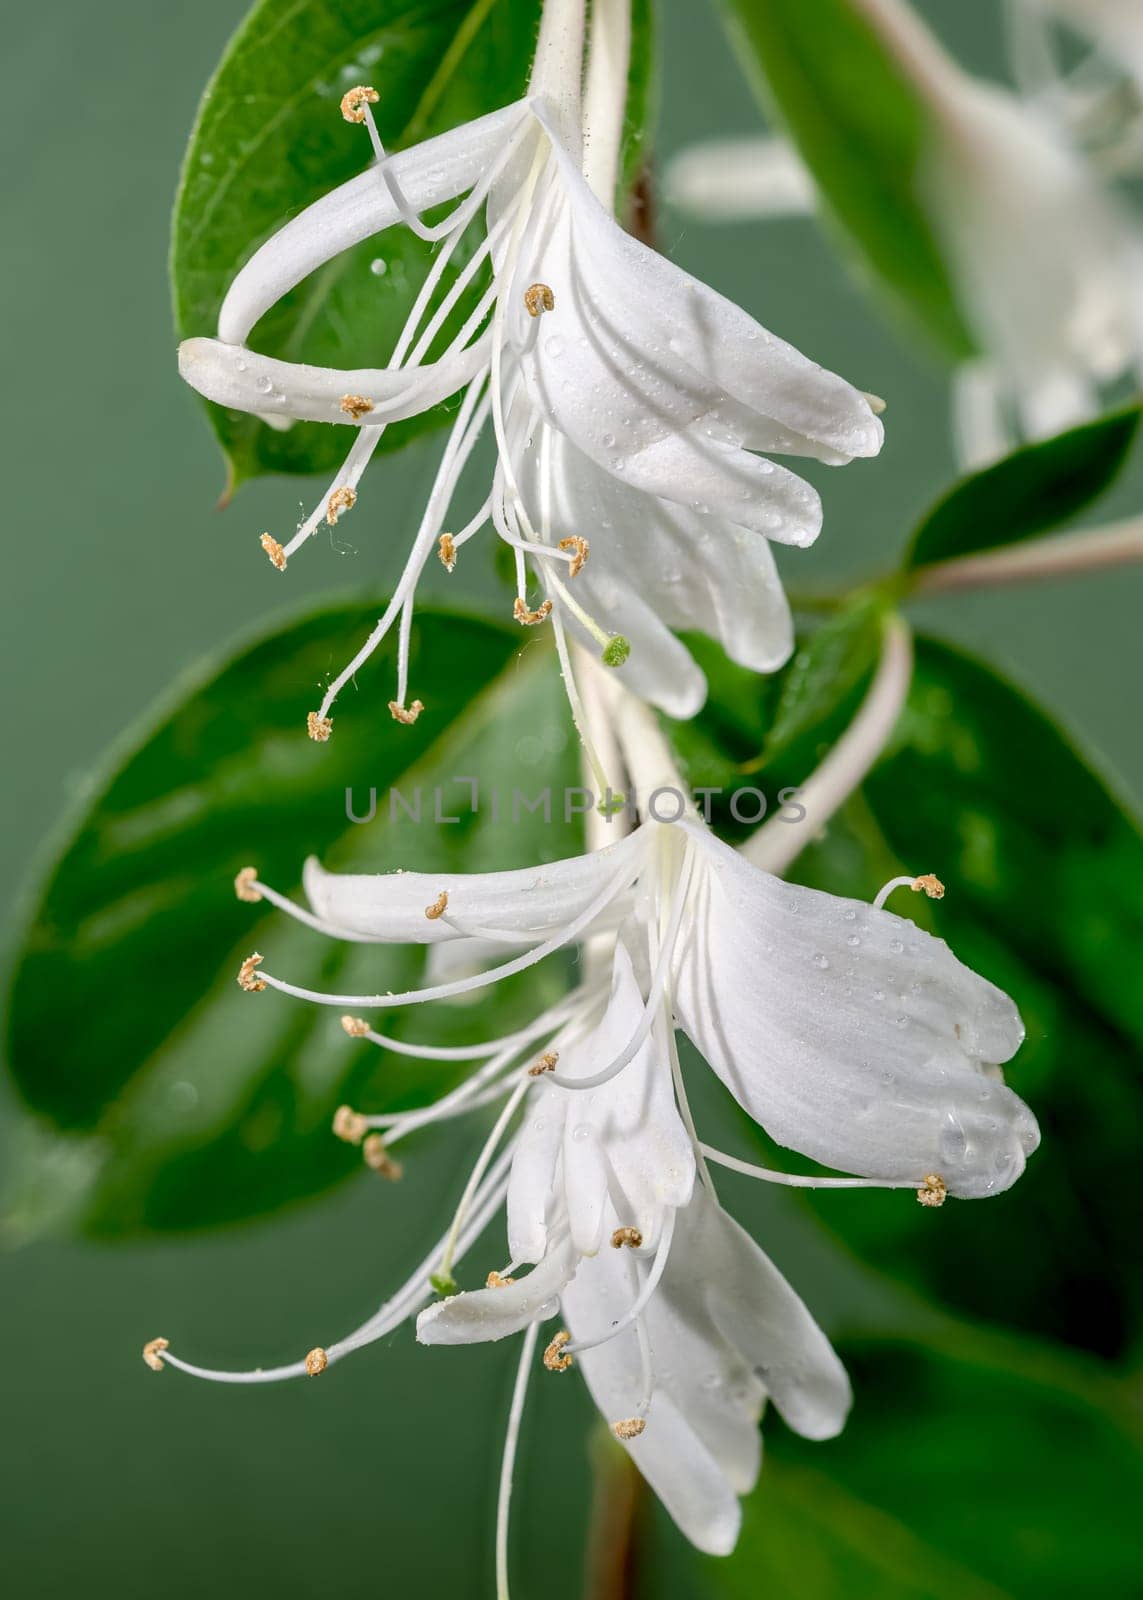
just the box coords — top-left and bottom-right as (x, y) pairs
(674, 827), (1038, 1198)
(177, 335), (489, 426)
(506, 1105), (565, 1265)
(517, 103), (884, 469)
(302, 831), (643, 943)
(416, 1234), (577, 1345)
(217, 103), (527, 344)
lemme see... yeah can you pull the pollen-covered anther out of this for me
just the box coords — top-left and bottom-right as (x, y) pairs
(332, 1104), (368, 1145)
(307, 711), (333, 742)
(438, 533), (457, 572)
(388, 699), (424, 725)
(234, 866), (261, 903)
(340, 1015), (371, 1038)
(527, 1051), (559, 1077)
(237, 953), (266, 992)
(340, 85), (379, 123)
(339, 393), (374, 421)
(543, 1330), (573, 1373)
(424, 889), (449, 921)
(558, 535), (589, 577)
(513, 597), (553, 626)
(917, 1172), (948, 1208)
(260, 532), (287, 571)
(326, 485), (357, 525)
(612, 1418), (646, 1441)
(363, 1133), (403, 1181)
(305, 1347), (329, 1376)
(142, 1337), (169, 1372)
(523, 282), (555, 317)
(913, 873), (946, 900)
(611, 1226), (643, 1250)
(486, 1270), (516, 1289)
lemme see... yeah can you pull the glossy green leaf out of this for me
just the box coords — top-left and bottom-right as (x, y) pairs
(704, 1341), (1141, 1600)
(664, 604), (882, 838)
(714, 0), (975, 359)
(4, 603), (580, 1235)
(790, 637), (1143, 1357)
(905, 406), (1142, 572)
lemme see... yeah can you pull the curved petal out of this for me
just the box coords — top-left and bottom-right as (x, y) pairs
(674, 826), (1037, 1198)
(217, 103), (528, 344)
(516, 430), (794, 716)
(178, 335), (489, 426)
(416, 1234), (577, 1345)
(303, 831), (643, 943)
(514, 102), (883, 471)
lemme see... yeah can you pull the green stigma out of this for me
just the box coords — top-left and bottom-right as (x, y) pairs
(601, 635), (631, 668)
(597, 791), (627, 817)
(430, 1271), (458, 1298)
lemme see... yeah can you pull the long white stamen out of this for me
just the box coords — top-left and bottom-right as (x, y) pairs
(256, 858), (636, 1010)
(496, 1321), (540, 1600)
(350, 1000), (579, 1063)
(564, 1208), (675, 1355)
(317, 375), (491, 720)
(438, 1077), (533, 1277)
(700, 1144), (917, 1190)
(153, 1144), (514, 1385)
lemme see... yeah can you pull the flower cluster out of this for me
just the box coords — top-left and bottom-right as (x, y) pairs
(157, 0), (1040, 1590)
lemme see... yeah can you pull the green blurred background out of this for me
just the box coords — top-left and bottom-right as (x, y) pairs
(2, 2), (1141, 1596)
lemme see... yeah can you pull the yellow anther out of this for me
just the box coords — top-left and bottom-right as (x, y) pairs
(332, 1105), (368, 1145)
(234, 866), (261, 904)
(486, 1271), (516, 1289)
(305, 1347), (329, 1376)
(142, 1337), (168, 1372)
(237, 953), (266, 992)
(558, 535), (589, 577)
(363, 1133), (403, 1181)
(513, 597), (553, 626)
(542, 1330), (573, 1372)
(307, 711), (333, 742)
(438, 533), (457, 572)
(611, 1226), (643, 1250)
(913, 874), (945, 900)
(523, 283), (555, 317)
(260, 532), (286, 571)
(339, 393), (374, 420)
(326, 485), (357, 525)
(612, 1418), (646, 1440)
(527, 1051), (559, 1077)
(917, 1173), (948, 1208)
(388, 699), (424, 725)
(425, 890), (449, 921)
(340, 86), (379, 124)
(340, 1015), (371, 1038)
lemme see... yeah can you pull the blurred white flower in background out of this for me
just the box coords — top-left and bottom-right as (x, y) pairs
(667, 0), (1143, 468)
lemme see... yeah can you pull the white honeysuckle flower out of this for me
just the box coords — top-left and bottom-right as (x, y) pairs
(178, 0), (882, 742)
(148, 778), (1037, 1578)
(665, 0), (1143, 469)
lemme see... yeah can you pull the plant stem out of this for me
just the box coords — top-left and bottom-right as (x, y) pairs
(910, 516), (1143, 596)
(582, 1426), (645, 1600)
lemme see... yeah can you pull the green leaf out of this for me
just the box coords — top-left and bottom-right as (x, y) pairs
(905, 406), (1142, 571)
(704, 1341), (1142, 1600)
(664, 604), (882, 839)
(792, 637), (1143, 1357)
(4, 602), (580, 1235)
(172, 0), (656, 490)
(714, 0), (975, 359)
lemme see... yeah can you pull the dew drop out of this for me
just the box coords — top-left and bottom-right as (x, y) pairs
(872, 989), (885, 1002)
(938, 1113), (968, 1164)
(812, 953), (830, 970)
(546, 335), (565, 358)
(571, 1124), (590, 1143)
(370, 258), (388, 276)
(847, 934), (861, 948)
(889, 938), (904, 954)
(256, 375), (272, 394)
